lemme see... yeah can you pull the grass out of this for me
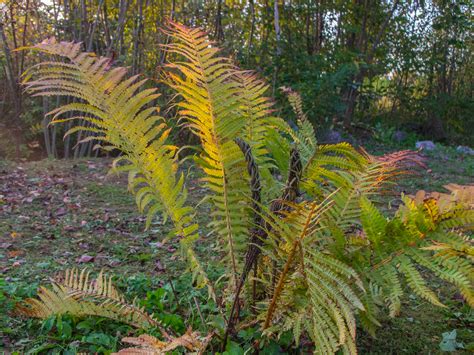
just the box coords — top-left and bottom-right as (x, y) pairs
(0, 142), (473, 353)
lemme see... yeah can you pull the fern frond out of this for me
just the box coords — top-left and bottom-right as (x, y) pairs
(376, 264), (403, 317)
(235, 71), (278, 198)
(398, 256), (445, 307)
(22, 38), (213, 297)
(364, 188), (473, 313)
(114, 329), (212, 354)
(281, 87), (317, 163)
(261, 200), (364, 354)
(302, 143), (369, 198)
(16, 268), (159, 329)
(360, 197), (388, 251)
(163, 21), (251, 285)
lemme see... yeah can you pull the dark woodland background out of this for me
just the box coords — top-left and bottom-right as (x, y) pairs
(0, 0), (472, 159)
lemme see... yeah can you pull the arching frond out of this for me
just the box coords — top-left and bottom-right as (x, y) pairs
(22, 38), (212, 296)
(302, 142), (369, 197)
(163, 21), (251, 285)
(360, 193), (474, 315)
(16, 268), (159, 329)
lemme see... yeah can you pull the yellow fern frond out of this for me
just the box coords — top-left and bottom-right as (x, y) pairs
(22, 38), (213, 296)
(163, 21), (251, 285)
(16, 268), (159, 329)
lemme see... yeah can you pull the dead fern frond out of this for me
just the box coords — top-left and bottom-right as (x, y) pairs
(114, 329), (213, 354)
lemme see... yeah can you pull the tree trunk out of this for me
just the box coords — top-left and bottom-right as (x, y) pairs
(0, 19), (22, 159)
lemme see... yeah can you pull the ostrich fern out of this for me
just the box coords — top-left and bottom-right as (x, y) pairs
(22, 22), (473, 354)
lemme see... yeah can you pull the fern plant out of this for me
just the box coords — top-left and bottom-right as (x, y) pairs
(21, 22), (473, 354)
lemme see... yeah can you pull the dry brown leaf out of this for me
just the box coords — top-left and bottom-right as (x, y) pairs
(114, 329), (210, 355)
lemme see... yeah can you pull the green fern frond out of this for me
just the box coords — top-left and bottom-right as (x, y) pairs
(316, 162), (391, 235)
(281, 87), (317, 163)
(398, 256), (445, 307)
(409, 249), (473, 306)
(358, 281), (382, 336)
(377, 264), (403, 317)
(16, 268), (159, 329)
(365, 190), (473, 313)
(360, 197), (388, 251)
(302, 143), (369, 198)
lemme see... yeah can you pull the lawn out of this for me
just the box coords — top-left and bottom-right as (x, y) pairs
(1, 143), (473, 353)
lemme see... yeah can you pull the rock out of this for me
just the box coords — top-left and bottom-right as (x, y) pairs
(456, 145), (474, 155)
(415, 140), (436, 151)
(323, 130), (343, 144)
(392, 130), (407, 143)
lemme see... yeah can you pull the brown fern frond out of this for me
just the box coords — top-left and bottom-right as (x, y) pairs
(114, 329), (213, 354)
(372, 149), (425, 167)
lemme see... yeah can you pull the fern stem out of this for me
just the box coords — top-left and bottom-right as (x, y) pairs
(263, 202), (318, 330)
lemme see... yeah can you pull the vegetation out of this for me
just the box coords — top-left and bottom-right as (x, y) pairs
(0, 21), (470, 353)
(0, 0), (473, 353)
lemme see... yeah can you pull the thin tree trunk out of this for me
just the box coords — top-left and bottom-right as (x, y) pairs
(87, 0), (105, 51)
(274, 0), (281, 56)
(132, 0), (144, 74)
(214, 0), (224, 42)
(80, 0), (89, 44)
(342, 0), (400, 129)
(19, 0), (30, 77)
(272, 0), (281, 95)
(1, 16), (18, 101)
(247, 0), (255, 62)
(42, 97), (52, 158)
(158, 0), (176, 67)
(0, 19), (21, 159)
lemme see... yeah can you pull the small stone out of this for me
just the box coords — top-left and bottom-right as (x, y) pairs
(456, 145), (474, 155)
(415, 140), (436, 151)
(155, 260), (165, 272)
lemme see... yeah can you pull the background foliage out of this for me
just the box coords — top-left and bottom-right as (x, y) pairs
(0, 0), (472, 159)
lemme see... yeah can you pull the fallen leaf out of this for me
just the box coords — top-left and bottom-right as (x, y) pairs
(77, 255), (94, 263)
(10, 232), (21, 239)
(56, 207), (68, 217)
(8, 250), (24, 258)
